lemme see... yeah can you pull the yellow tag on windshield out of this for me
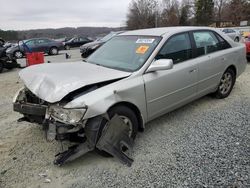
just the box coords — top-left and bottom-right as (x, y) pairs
(136, 45), (149, 54)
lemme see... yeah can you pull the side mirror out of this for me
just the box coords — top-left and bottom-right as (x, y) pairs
(146, 59), (173, 73)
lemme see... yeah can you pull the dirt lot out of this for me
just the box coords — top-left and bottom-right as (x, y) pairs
(0, 53), (249, 188)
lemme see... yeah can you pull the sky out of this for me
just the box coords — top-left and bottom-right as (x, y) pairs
(0, 0), (132, 31)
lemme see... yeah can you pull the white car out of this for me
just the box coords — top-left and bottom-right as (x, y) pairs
(221, 28), (241, 42)
(13, 27), (247, 166)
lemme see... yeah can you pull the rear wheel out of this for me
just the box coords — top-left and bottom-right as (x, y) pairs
(96, 105), (139, 157)
(14, 51), (23, 59)
(49, 47), (58, 55)
(214, 68), (236, 99)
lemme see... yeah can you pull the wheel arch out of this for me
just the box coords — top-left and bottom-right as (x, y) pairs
(226, 65), (237, 77)
(108, 101), (144, 132)
(50, 46), (58, 50)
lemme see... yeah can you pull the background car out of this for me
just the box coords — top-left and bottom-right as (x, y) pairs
(6, 38), (64, 59)
(55, 37), (72, 43)
(80, 31), (124, 58)
(245, 35), (250, 62)
(221, 28), (241, 42)
(63, 37), (92, 50)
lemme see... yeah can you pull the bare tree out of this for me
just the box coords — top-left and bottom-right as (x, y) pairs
(214, 0), (228, 24)
(126, 0), (159, 30)
(160, 0), (180, 26)
(227, 0), (249, 25)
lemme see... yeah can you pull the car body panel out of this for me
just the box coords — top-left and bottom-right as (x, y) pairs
(143, 59), (198, 121)
(19, 62), (131, 103)
(245, 36), (250, 58)
(65, 75), (147, 122)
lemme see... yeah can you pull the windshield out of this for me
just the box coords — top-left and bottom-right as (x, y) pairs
(87, 35), (161, 72)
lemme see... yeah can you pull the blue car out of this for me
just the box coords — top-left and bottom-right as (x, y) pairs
(6, 38), (64, 59)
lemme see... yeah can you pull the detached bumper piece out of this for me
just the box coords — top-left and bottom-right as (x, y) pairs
(96, 115), (134, 167)
(54, 115), (134, 167)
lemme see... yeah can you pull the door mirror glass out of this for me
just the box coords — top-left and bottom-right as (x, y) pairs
(146, 59), (173, 73)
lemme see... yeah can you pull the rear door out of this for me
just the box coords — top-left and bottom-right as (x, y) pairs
(143, 32), (198, 120)
(192, 30), (232, 96)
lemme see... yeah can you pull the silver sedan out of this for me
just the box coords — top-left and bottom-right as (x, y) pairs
(13, 27), (247, 166)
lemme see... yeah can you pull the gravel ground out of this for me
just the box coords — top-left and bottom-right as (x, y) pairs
(0, 54), (249, 188)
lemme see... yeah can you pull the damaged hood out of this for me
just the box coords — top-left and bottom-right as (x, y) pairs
(19, 62), (131, 103)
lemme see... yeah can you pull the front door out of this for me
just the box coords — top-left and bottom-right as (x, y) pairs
(143, 32), (198, 121)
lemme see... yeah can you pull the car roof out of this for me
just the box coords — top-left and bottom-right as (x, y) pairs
(120, 26), (218, 37)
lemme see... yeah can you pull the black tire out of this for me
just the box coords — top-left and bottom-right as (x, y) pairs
(214, 68), (236, 99)
(96, 105), (139, 157)
(49, 47), (58, 55)
(0, 62), (3, 73)
(65, 45), (70, 50)
(247, 57), (250, 62)
(14, 51), (23, 59)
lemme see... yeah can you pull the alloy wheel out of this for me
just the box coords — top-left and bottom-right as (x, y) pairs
(14, 51), (23, 58)
(219, 72), (233, 95)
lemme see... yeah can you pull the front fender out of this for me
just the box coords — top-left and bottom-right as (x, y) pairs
(64, 76), (148, 123)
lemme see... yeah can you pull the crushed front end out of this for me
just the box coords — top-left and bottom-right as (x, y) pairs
(13, 88), (134, 166)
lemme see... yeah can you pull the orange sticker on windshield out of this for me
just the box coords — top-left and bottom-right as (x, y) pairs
(136, 45), (149, 54)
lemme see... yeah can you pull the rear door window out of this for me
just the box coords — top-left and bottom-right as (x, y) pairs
(193, 31), (222, 57)
(155, 33), (192, 64)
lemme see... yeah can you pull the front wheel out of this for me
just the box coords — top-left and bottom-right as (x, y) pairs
(96, 105), (139, 157)
(49, 47), (58, 55)
(214, 68), (236, 99)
